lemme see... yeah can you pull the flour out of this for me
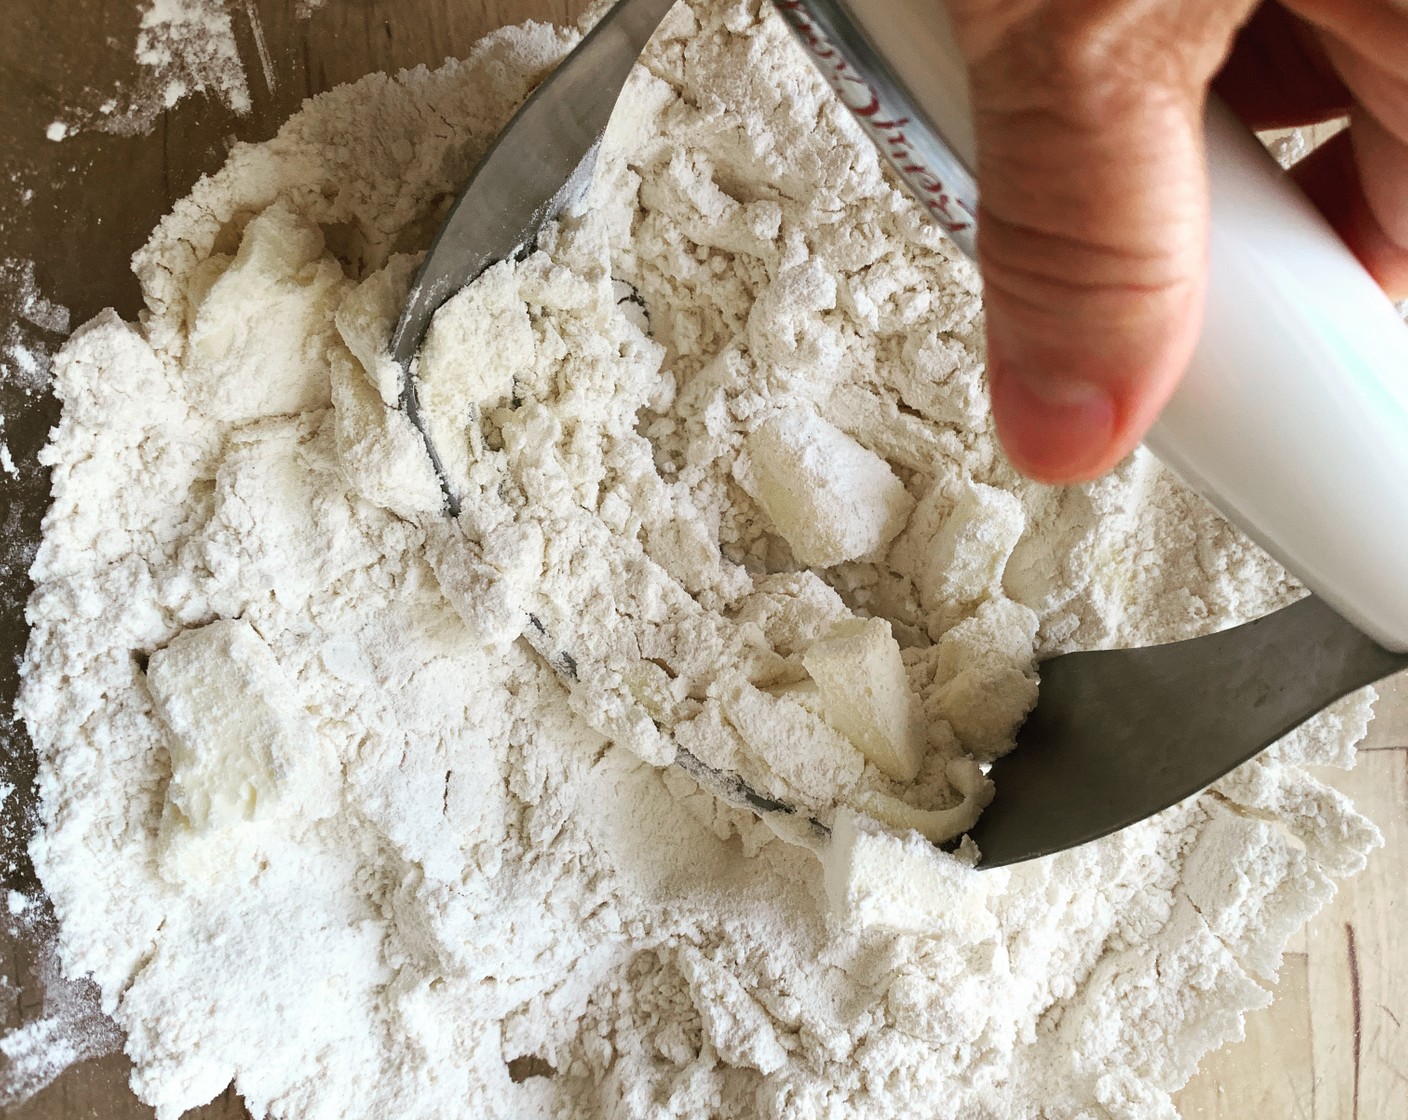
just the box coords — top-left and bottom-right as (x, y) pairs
(55, 0), (273, 138)
(14, 2), (1384, 1118)
(0, 896), (123, 1110)
(137, 0), (250, 113)
(1, 258), (70, 396)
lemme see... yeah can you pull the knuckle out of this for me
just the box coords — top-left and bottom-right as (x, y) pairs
(975, 170), (1203, 327)
(965, 1), (1245, 124)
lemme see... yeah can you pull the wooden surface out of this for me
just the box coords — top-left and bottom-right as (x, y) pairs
(1175, 672), (1408, 1120)
(1, 3), (1405, 1118)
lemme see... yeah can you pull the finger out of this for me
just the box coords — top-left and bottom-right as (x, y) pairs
(1315, 29), (1408, 255)
(950, 1), (1256, 483)
(976, 95), (1204, 483)
(1279, 0), (1408, 294)
(1284, 0), (1408, 75)
(1215, 3), (1349, 129)
(1350, 113), (1408, 290)
(1292, 125), (1408, 296)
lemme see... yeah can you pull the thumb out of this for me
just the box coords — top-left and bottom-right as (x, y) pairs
(949, 3), (1255, 483)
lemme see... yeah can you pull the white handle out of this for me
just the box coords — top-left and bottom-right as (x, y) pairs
(1148, 102), (1408, 652)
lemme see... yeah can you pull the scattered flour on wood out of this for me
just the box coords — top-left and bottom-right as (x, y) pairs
(0, 894), (122, 1110)
(50, 0), (313, 137)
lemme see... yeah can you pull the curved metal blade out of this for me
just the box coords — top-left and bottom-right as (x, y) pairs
(390, 0), (678, 514)
(966, 596), (1408, 868)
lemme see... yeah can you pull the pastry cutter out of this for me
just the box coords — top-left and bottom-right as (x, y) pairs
(390, 0), (1408, 867)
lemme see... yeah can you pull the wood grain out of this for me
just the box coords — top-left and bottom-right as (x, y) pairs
(2, 3), (1406, 1118)
(1175, 695), (1408, 1118)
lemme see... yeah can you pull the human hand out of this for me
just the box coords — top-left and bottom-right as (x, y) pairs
(943, 0), (1408, 483)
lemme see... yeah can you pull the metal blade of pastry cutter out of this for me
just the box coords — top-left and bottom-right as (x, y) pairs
(390, 0), (679, 515)
(964, 595), (1408, 868)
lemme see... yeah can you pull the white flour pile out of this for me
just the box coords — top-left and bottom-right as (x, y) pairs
(17, 2), (1383, 1117)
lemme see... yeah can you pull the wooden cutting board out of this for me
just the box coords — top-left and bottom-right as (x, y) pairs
(1, 3), (1403, 1117)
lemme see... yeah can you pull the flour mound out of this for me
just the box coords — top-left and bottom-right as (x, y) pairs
(19, 3), (1380, 1119)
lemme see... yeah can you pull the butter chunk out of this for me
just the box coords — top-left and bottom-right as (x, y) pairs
(738, 407), (913, 567)
(717, 674), (864, 808)
(418, 258), (536, 416)
(917, 482), (1025, 630)
(147, 619), (340, 834)
(803, 617), (925, 781)
(821, 809), (999, 938)
(849, 758), (995, 845)
(185, 204), (349, 423)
